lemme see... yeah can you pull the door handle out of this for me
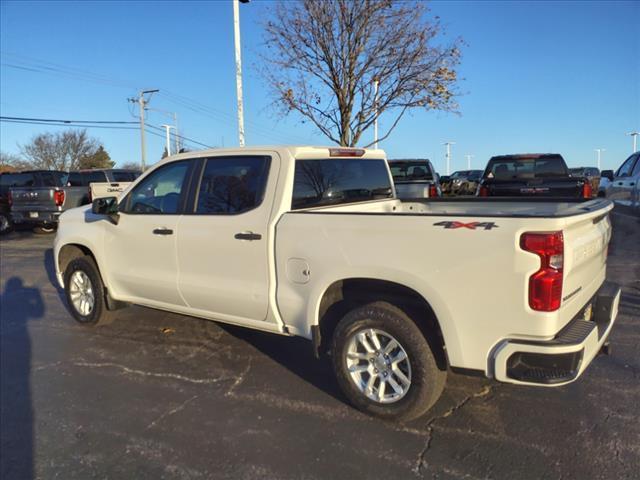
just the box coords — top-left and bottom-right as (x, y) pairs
(234, 232), (262, 241)
(153, 228), (173, 235)
(617, 182), (624, 185)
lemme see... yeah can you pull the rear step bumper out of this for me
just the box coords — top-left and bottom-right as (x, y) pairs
(11, 210), (61, 226)
(492, 281), (621, 386)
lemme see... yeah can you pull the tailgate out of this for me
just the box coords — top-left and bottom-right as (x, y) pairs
(10, 187), (58, 212)
(90, 182), (132, 200)
(561, 209), (612, 312)
(486, 178), (583, 197)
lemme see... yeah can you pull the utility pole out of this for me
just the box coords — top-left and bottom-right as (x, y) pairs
(160, 124), (175, 156)
(465, 154), (474, 169)
(627, 131), (639, 152)
(443, 141), (455, 175)
(373, 78), (379, 149)
(233, 0), (248, 147)
(129, 89), (159, 170)
(594, 148), (605, 170)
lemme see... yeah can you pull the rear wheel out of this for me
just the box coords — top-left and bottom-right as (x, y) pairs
(332, 301), (446, 421)
(64, 256), (113, 325)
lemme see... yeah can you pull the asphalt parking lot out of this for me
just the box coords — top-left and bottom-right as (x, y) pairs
(1, 210), (639, 480)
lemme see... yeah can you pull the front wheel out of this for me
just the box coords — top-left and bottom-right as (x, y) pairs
(0, 213), (12, 234)
(64, 256), (113, 325)
(332, 301), (446, 421)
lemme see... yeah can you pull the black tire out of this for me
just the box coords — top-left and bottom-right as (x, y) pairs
(332, 301), (446, 421)
(63, 256), (113, 325)
(33, 225), (56, 234)
(0, 213), (12, 235)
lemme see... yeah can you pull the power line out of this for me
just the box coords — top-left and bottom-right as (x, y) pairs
(0, 118), (139, 130)
(2, 51), (316, 145)
(1, 116), (138, 124)
(1, 118), (212, 149)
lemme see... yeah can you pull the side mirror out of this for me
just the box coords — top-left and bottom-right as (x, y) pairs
(601, 170), (614, 181)
(91, 196), (119, 224)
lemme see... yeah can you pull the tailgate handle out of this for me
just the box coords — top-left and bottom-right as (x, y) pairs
(152, 228), (173, 235)
(234, 232), (261, 241)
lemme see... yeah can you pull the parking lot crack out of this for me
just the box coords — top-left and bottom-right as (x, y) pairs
(413, 385), (496, 476)
(225, 358), (252, 397)
(145, 395), (198, 430)
(72, 361), (232, 385)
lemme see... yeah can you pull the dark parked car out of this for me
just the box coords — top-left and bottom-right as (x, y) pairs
(387, 159), (441, 198)
(0, 170), (67, 234)
(477, 154), (592, 198)
(569, 167), (600, 196)
(440, 170), (480, 195)
(9, 168), (140, 233)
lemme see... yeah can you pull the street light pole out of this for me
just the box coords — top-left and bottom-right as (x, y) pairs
(233, 0), (246, 147)
(465, 154), (474, 169)
(373, 78), (379, 149)
(443, 142), (455, 175)
(160, 124), (175, 156)
(594, 148), (605, 170)
(627, 131), (639, 152)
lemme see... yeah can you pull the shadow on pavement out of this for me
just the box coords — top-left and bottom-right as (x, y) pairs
(219, 323), (345, 404)
(0, 277), (45, 480)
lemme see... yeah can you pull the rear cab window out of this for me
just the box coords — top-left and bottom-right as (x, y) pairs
(484, 155), (569, 180)
(292, 158), (393, 210)
(388, 160), (434, 182)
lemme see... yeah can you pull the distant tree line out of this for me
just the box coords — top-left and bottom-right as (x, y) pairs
(0, 129), (115, 172)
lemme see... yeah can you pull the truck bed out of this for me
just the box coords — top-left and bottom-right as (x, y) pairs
(293, 197), (610, 218)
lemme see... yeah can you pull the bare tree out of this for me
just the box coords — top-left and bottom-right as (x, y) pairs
(119, 161), (143, 171)
(20, 130), (100, 171)
(261, 0), (463, 147)
(0, 151), (33, 172)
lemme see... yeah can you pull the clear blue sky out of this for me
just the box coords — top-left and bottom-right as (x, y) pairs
(1, 0), (638, 173)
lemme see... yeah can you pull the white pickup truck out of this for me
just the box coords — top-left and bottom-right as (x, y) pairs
(54, 146), (621, 420)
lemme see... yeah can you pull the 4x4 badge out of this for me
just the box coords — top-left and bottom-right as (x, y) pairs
(433, 221), (498, 230)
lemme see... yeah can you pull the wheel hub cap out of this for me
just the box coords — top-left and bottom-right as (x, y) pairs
(345, 328), (412, 404)
(69, 271), (95, 316)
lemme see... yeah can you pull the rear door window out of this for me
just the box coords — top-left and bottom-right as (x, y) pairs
(292, 159), (393, 210)
(195, 156), (271, 214)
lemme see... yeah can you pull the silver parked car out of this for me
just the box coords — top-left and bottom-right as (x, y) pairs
(600, 152), (640, 209)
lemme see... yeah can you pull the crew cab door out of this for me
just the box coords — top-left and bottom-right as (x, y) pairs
(103, 160), (193, 307)
(609, 153), (638, 204)
(176, 154), (277, 322)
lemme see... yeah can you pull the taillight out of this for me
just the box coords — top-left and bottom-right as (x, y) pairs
(429, 184), (439, 198)
(54, 190), (65, 207)
(520, 231), (564, 312)
(7, 191), (12, 206)
(582, 181), (592, 198)
(478, 185), (489, 197)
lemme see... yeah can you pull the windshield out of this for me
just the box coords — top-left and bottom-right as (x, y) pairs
(484, 155), (568, 179)
(569, 168), (585, 176)
(388, 161), (433, 181)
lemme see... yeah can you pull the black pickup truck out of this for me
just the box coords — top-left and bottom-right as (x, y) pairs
(477, 154), (592, 198)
